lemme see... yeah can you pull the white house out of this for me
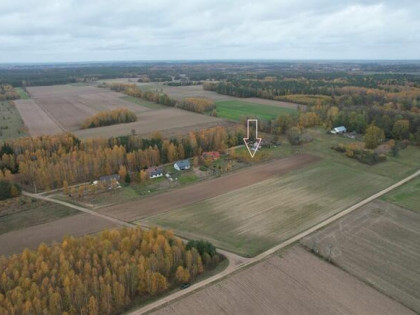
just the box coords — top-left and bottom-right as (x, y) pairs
(331, 126), (347, 134)
(148, 168), (164, 179)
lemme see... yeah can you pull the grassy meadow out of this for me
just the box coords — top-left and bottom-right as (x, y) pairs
(0, 197), (78, 235)
(382, 177), (420, 212)
(214, 100), (297, 121)
(0, 101), (27, 141)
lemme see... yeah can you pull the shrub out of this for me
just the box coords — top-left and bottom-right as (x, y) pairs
(332, 143), (387, 165)
(0, 180), (21, 200)
(186, 239), (217, 257)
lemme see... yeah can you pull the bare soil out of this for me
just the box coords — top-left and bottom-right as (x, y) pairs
(24, 85), (151, 131)
(74, 108), (224, 139)
(152, 246), (413, 315)
(14, 99), (63, 136)
(301, 199), (420, 313)
(0, 213), (117, 257)
(98, 154), (319, 222)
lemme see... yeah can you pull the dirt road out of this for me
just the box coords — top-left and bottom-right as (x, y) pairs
(129, 168), (420, 314)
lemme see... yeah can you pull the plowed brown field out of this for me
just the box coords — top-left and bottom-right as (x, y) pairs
(151, 246), (413, 315)
(98, 154), (319, 221)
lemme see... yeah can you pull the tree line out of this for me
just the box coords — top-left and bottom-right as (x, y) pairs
(0, 227), (221, 314)
(102, 83), (217, 114)
(81, 108), (137, 129)
(0, 126), (245, 192)
(0, 85), (19, 101)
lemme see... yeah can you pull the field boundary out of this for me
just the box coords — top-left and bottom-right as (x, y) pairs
(22, 192), (134, 228)
(129, 168), (420, 314)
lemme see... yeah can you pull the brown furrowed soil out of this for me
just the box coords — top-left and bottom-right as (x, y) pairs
(301, 199), (420, 313)
(74, 108), (224, 139)
(98, 154), (319, 222)
(151, 246), (413, 315)
(18, 84), (224, 139)
(14, 99), (63, 136)
(0, 213), (118, 257)
(25, 85), (151, 131)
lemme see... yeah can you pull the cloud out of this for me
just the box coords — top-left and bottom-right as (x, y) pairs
(0, 0), (419, 62)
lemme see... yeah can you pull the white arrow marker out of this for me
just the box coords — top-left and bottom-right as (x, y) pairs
(243, 119), (262, 158)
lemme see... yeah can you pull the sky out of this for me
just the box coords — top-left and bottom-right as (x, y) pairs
(0, 0), (419, 63)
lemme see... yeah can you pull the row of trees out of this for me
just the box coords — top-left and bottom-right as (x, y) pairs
(103, 83), (176, 107)
(103, 83), (218, 114)
(0, 227), (220, 314)
(0, 85), (19, 101)
(203, 78), (420, 110)
(81, 108), (137, 129)
(0, 126), (245, 191)
(176, 97), (216, 113)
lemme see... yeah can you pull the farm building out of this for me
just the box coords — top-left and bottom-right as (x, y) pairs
(148, 167), (164, 179)
(99, 174), (120, 183)
(202, 151), (220, 161)
(174, 159), (191, 171)
(97, 174), (121, 189)
(331, 126), (347, 134)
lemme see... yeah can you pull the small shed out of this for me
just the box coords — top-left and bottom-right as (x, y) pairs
(331, 126), (347, 134)
(174, 159), (191, 171)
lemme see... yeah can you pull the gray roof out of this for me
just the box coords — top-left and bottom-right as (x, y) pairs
(334, 126), (347, 132)
(149, 168), (163, 176)
(175, 159), (190, 169)
(100, 174), (120, 182)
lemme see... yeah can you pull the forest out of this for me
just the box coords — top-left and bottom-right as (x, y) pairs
(3, 61), (419, 87)
(0, 227), (221, 314)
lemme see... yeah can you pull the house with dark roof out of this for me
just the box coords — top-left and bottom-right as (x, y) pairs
(98, 174), (121, 189)
(99, 174), (120, 183)
(174, 159), (191, 171)
(147, 167), (164, 179)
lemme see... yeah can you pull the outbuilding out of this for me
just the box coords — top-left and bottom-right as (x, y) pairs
(331, 126), (347, 134)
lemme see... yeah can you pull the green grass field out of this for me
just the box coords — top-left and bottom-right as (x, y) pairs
(0, 197), (78, 235)
(145, 160), (395, 256)
(214, 100), (297, 121)
(143, 129), (420, 257)
(300, 128), (420, 180)
(382, 177), (420, 212)
(14, 88), (30, 99)
(0, 101), (27, 141)
(122, 95), (167, 110)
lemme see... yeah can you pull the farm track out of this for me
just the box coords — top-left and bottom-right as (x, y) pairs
(5, 160), (419, 314)
(130, 168), (420, 314)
